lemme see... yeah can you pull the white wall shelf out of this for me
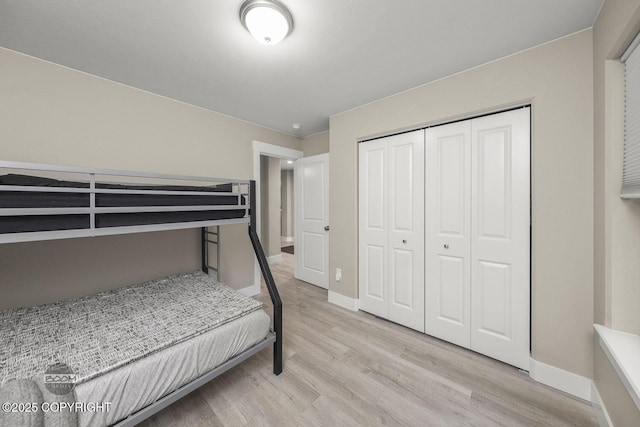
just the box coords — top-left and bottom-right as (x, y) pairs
(594, 324), (640, 411)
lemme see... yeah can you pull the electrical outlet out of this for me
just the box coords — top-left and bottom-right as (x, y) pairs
(336, 268), (342, 282)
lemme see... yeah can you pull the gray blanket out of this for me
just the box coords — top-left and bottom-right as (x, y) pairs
(1, 271), (262, 386)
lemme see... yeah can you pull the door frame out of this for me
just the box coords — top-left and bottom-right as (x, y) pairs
(250, 141), (303, 294)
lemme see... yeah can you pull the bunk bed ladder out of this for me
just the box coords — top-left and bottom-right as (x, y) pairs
(202, 226), (220, 281)
(248, 180), (283, 375)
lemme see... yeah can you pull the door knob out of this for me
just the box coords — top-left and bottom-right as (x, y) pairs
(402, 239), (407, 244)
(444, 244), (449, 249)
(324, 226), (330, 231)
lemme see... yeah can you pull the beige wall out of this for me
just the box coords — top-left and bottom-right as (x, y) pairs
(0, 230), (201, 309)
(260, 155), (270, 249)
(302, 131), (330, 157)
(593, 0), (640, 423)
(330, 30), (594, 378)
(281, 169), (294, 239)
(267, 156), (281, 257)
(0, 48), (300, 308)
(259, 155), (282, 258)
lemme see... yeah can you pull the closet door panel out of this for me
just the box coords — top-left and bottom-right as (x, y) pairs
(365, 246), (385, 297)
(388, 130), (425, 332)
(358, 140), (389, 318)
(438, 255), (466, 323)
(391, 248), (414, 307)
(476, 261), (511, 338)
(470, 108), (530, 371)
(425, 122), (471, 347)
(477, 127), (510, 240)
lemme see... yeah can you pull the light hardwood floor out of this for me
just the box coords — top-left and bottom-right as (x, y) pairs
(139, 253), (597, 426)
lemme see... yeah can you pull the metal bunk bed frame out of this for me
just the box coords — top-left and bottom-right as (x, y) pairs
(0, 160), (283, 426)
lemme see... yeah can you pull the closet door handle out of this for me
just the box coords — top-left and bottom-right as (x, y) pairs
(444, 244), (449, 249)
(402, 239), (407, 244)
(324, 226), (330, 231)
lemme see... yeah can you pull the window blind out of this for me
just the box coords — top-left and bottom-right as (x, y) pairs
(622, 32), (640, 198)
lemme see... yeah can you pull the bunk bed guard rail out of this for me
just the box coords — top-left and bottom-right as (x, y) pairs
(0, 160), (251, 242)
(0, 160), (283, 375)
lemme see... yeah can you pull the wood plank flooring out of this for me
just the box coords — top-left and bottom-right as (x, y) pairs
(139, 253), (596, 426)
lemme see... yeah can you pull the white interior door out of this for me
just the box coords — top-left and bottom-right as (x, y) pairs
(358, 140), (389, 318)
(470, 108), (530, 370)
(387, 131), (425, 332)
(425, 121), (471, 347)
(294, 154), (330, 289)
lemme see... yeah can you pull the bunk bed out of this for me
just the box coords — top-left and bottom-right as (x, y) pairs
(0, 160), (283, 427)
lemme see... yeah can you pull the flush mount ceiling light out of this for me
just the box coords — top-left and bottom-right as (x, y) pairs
(240, 0), (293, 45)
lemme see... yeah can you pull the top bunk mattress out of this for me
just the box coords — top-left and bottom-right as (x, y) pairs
(0, 271), (265, 387)
(0, 174), (247, 233)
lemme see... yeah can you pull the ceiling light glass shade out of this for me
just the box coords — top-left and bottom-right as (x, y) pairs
(240, 0), (293, 45)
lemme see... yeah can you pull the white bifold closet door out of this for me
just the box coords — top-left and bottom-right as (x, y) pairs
(359, 130), (425, 332)
(425, 107), (530, 370)
(425, 121), (472, 348)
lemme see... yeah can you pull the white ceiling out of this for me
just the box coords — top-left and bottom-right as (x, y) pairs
(0, 0), (603, 137)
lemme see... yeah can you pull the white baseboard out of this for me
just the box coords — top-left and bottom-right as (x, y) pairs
(281, 236), (294, 243)
(238, 282), (260, 297)
(529, 358), (592, 401)
(591, 382), (613, 427)
(268, 254), (282, 264)
(328, 291), (359, 311)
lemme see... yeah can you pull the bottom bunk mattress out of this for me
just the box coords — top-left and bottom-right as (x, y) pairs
(0, 271), (271, 427)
